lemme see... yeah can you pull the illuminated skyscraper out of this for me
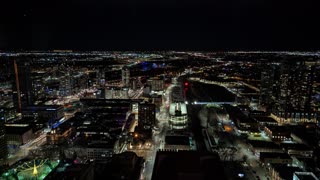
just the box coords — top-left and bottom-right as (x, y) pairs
(273, 60), (317, 123)
(122, 66), (130, 88)
(138, 102), (156, 130)
(169, 102), (188, 130)
(259, 64), (275, 106)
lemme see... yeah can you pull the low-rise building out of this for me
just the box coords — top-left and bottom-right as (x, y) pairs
(293, 172), (319, 180)
(253, 116), (278, 126)
(291, 127), (320, 147)
(234, 115), (259, 134)
(46, 123), (75, 145)
(49, 151), (144, 180)
(5, 123), (33, 153)
(71, 134), (116, 161)
(22, 105), (64, 124)
(264, 125), (292, 142)
(164, 135), (192, 151)
(280, 143), (313, 158)
(249, 110), (270, 117)
(260, 152), (292, 165)
(248, 140), (283, 157)
(152, 150), (227, 180)
(270, 164), (302, 180)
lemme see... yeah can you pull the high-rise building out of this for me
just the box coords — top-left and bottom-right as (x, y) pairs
(0, 120), (7, 160)
(138, 102), (156, 129)
(273, 60), (317, 123)
(169, 102), (188, 130)
(147, 77), (164, 92)
(259, 64), (275, 106)
(59, 74), (72, 96)
(12, 60), (34, 112)
(122, 66), (130, 88)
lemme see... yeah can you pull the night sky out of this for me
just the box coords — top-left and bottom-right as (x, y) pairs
(0, 0), (319, 51)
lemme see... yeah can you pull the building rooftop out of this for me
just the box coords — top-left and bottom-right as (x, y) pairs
(152, 150), (227, 180)
(81, 151), (143, 180)
(294, 172), (319, 180)
(280, 143), (312, 151)
(4, 123), (32, 135)
(253, 116), (277, 123)
(235, 115), (257, 123)
(260, 152), (291, 159)
(271, 164), (301, 180)
(165, 135), (190, 146)
(248, 140), (281, 149)
(169, 103), (187, 116)
(49, 152), (143, 180)
(265, 125), (296, 133)
(22, 105), (63, 111)
(291, 128), (319, 146)
(249, 110), (270, 117)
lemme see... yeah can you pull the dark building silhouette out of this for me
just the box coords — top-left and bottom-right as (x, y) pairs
(49, 151), (144, 180)
(259, 63), (275, 106)
(0, 120), (7, 160)
(152, 150), (227, 180)
(12, 59), (34, 112)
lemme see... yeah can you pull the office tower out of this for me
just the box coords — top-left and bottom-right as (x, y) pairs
(274, 60), (316, 123)
(0, 57), (16, 121)
(12, 59), (34, 112)
(122, 66), (130, 87)
(259, 64), (275, 106)
(97, 68), (105, 86)
(58, 65), (72, 96)
(169, 102), (188, 130)
(138, 102), (156, 129)
(88, 71), (97, 87)
(0, 120), (7, 160)
(147, 77), (164, 92)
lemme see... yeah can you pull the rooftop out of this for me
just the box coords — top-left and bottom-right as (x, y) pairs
(260, 152), (291, 159)
(5, 123), (32, 135)
(253, 116), (277, 123)
(271, 164), (302, 180)
(165, 135), (190, 146)
(22, 105), (63, 111)
(169, 103), (187, 116)
(280, 143), (312, 151)
(152, 151), (227, 180)
(294, 172), (319, 180)
(248, 140), (281, 149)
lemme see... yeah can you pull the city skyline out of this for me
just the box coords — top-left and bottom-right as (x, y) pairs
(0, 52), (320, 180)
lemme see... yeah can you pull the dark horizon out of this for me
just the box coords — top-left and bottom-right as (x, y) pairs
(1, 0), (319, 51)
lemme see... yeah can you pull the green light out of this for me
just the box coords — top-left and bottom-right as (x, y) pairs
(2, 159), (59, 180)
